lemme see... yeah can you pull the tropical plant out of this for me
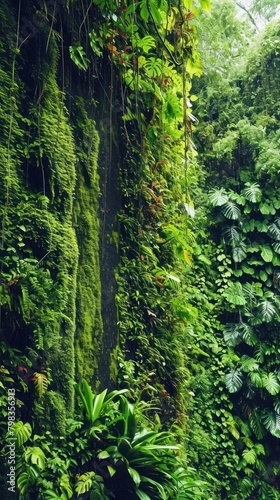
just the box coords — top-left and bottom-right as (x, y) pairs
(12, 382), (209, 499)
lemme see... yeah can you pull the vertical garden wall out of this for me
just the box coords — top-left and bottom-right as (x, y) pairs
(1, 0), (280, 498)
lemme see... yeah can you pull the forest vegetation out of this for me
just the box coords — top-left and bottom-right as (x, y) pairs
(1, 0), (280, 498)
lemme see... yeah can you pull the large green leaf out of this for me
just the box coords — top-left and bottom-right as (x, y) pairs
(223, 323), (257, 347)
(254, 342), (272, 362)
(250, 371), (263, 388)
(223, 282), (246, 305)
(268, 220), (280, 240)
(24, 446), (46, 470)
(225, 370), (243, 393)
(138, 36), (156, 53)
(262, 373), (280, 395)
(272, 242), (280, 255)
(209, 188), (228, 206)
(223, 225), (240, 244)
(259, 203), (276, 215)
(75, 472), (95, 495)
(144, 57), (163, 77)
(240, 323), (258, 346)
(149, 1), (162, 24)
(128, 467), (141, 487)
(242, 182), (262, 203)
(274, 400), (280, 413)
(260, 244), (273, 262)
(140, 0), (149, 21)
(249, 409), (266, 439)
(262, 409), (280, 437)
(258, 300), (276, 322)
(91, 389), (108, 423)
(243, 282), (263, 300)
(223, 323), (243, 346)
(240, 478), (255, 497)
(242, 448), (257, 465)
(13, 421), (32, 448)
(221, 201), (241, 220)
(232, 243), (247, 262)
(240, 355), (259, 372)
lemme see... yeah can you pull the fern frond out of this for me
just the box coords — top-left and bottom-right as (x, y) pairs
(32, 371), (49, 397)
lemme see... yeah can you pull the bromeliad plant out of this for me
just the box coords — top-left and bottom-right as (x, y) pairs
(72, 379), (209, 499)
(13, 379), (209, 499)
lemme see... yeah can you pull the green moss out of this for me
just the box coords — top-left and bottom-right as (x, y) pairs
(72, 98), (103, 387)
(0, 25), (78, 421)
(41, 391), (67, 436)
(109, 346), (120, 384)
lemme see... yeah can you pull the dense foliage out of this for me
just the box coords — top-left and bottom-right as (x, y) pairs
(190, 6), (280, 498)
(1, 0), (280, 498)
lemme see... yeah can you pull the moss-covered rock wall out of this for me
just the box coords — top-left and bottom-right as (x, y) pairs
(0, 0), (106, 435)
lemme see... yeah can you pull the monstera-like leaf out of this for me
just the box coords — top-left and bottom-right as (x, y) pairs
(223, 282), (246, 305)
(223, 225), (240, 245)
(242, 183), (262, 203)
(262, 409), (280, 437)
(209, 188), (228, 206)
(225, 370), (244, 393)
(258, 300), (277, 323)
(221, 201), (241, 220)
(232, 243), (247, 263)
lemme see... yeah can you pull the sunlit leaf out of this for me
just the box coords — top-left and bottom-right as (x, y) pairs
(260, 244), (273, 262)
(75, 472), (95, 495)
(242, 447), (257, 464)
(223, 282), (246, 305)
(242, 183), (262, 203)
(184, 202), (195, 218)
(209, 188), (228, 206)
(199, 0), (211, 11)
(222, 201), (241, 220)
(262, 372), (280, 395)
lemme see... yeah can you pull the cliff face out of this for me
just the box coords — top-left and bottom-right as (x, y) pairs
(0, 0), (114, 431)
